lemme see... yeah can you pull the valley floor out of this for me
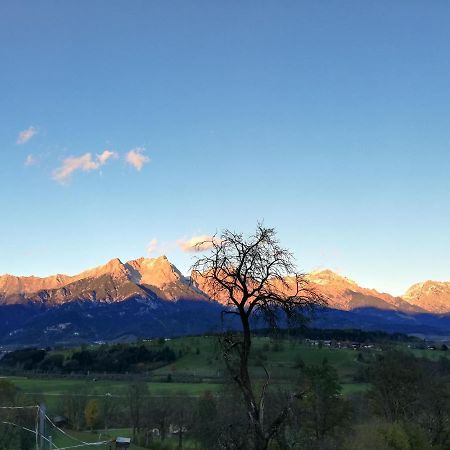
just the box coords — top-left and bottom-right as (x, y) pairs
(1, 334), (448, 449)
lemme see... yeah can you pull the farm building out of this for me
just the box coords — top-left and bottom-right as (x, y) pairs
(115, 437), (131, 449)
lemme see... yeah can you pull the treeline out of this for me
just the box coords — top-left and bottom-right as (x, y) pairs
(0, 343), (176, 374)
(0, 380), (37, 449)
(255, 326), (419, 343)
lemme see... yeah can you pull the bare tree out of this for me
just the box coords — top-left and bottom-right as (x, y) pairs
(127, 381), (148, 440)
(61, 386), (90, 431)
(145, 396), (171, 442)
(192, 224), (325, 450)
(170, 395), (195, 450)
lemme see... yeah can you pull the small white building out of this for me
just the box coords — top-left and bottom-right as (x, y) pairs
(115, 437), (131, 449)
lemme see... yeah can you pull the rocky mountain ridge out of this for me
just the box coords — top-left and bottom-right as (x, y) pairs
(0, 257), (449, 314)
(403, 280), (450, 314)
(305, 270), (423, 313)
(0, 256), (205, 306)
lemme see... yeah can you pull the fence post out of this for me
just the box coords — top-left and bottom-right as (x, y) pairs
(39, 403), (46, 450)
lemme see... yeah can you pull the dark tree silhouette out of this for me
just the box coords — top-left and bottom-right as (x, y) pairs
(192, 224), (326, 450)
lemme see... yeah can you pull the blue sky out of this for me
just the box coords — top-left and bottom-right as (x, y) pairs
(1, 1), (450, 295)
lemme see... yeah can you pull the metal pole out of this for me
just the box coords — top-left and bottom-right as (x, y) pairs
(39, 404), (46, 450)
(48, 435), (52, 450)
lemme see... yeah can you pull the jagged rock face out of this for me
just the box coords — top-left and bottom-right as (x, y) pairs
(75, 258), (131, 282)
(0, 274), (71, 296)
(126, 256), (206, 301)
(306, 270), (421, 313)
(403, 281), (450, 314)
(0, 256), (204, 305)
(127, 256), (182, 285)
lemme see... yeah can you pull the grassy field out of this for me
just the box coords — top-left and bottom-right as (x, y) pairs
(51, 428), (149, 450)
(49, 427), (198, 450)
(6, 376), (221, 412)
(49, 426), (199, 449)
(7, 377), (221, 396)
(153, 336), (364, 380)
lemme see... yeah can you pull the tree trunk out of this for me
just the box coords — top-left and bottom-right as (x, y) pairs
(253, 431), (269, 450)
(160, 420), (166, 441)
(239, 313), (269, 450)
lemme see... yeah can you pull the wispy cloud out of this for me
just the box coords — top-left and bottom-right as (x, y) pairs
(178, 235), (216, 253)
(24, 154), (36, 166)
(126, 147), (150, 171)
(53, 150), (117, 184)
(17, 126), (38, 145)
(147, 239), (159, 255)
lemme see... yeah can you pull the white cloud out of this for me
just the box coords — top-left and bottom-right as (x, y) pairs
(126, 147), (150, 171)
(147, 239), (158, 255)
(52, 150), (116, 183)
(24, 154), (36, 166)
(97, 150), (117, 164)
(17, 126), (38, 145)
(53, 153), (99, 183)
(178, 235), (216, 253)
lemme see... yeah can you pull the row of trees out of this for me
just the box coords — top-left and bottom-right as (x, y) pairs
(1, 343), (177, 374)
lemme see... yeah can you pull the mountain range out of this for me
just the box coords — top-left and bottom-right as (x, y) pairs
(2, 256), (449, 313)
(1, 256), (449, 346)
